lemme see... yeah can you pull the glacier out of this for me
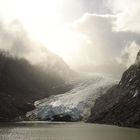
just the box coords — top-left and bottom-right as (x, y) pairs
(26, 73), (117, 121)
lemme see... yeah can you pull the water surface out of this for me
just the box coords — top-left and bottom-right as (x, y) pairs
(0, 122), (139, 140)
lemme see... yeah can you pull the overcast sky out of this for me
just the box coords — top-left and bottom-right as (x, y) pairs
(0, 0), (140, 76)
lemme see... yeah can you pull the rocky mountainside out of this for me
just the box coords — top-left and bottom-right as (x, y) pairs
(88, 51), (140, 128)
(0, 51), (73, 121)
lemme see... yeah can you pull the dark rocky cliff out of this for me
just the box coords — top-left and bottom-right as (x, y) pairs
(88, 51), (140, 128)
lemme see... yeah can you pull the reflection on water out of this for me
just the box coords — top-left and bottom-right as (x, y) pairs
(0, 122), (140, 140)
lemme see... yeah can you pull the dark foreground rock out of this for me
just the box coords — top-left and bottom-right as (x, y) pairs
(88, 51), (140, 128)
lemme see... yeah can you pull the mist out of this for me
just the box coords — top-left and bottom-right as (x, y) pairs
(0, 0), (139, 79)
(0, 20), (139, 79)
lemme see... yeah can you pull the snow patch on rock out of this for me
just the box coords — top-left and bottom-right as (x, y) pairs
(133, 90), (139, 98)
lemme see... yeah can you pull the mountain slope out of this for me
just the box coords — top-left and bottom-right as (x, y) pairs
(0, 51), (73, 121)
(88, 51), (140, 128)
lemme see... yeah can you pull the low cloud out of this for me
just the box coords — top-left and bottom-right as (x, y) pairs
(0, 20), (61, 66)
(0, 7), (140, 77)
(0, 20), (34, 55)
(117, 42), (140, 68)
(70, 13), (140, 75)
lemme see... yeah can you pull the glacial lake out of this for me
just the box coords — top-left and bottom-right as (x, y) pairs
(0, 122), (140, 140)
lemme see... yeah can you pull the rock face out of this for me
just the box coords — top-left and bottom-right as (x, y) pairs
(88, 51), (140, 128)
(26, 74), (116, 121)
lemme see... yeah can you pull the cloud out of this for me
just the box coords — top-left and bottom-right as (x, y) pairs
(69, 13), (140, 75)
(0, 20), (53, 63)
(107, 0), (140, 32)
(72, 13), (140, 61)
(0, 12), (139, 77)
(0, 19), (73, 78)
(62, 0), (110, 22)
(0, 20), (32, 53)
(72, 14), (117, 62)
(117, 42), (140, 67)
(0, 0), (139, 77)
